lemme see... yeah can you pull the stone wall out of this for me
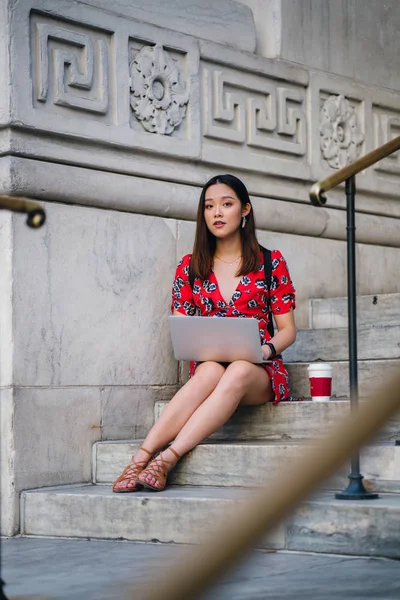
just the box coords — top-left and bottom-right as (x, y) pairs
(1, 0), (400, 535)
(242, 0), (400, 92)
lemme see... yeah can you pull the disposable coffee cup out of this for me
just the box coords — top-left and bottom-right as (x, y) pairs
(308, 362), (333, 401)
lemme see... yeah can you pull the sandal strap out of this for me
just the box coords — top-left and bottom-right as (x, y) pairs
(140, 446), (153, 457)
(117, 449), (153, 481)
(168, 446), (181, 461)
(112, 457), (148, 489)
(143, 453), (171, 479)
(121, 458), (147, 476)
(140, 447), (180, 480)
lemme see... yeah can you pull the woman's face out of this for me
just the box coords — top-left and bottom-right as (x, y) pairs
(203, 183), (250, 239)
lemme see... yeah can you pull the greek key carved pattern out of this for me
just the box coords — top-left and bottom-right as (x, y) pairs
(203, 68), (306, 156)
(373, 110), (400, 175)
(34, 22), (109, 114)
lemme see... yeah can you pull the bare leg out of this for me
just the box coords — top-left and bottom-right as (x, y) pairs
(113, 361), (225, 491)
(140, 361), (273, 489)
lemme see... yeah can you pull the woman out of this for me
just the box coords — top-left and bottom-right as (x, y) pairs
(112, 174), (297, 493)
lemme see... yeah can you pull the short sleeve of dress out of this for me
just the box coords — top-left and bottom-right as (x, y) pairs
(171, 254), (197, 316)
(269, 250), (296, 314)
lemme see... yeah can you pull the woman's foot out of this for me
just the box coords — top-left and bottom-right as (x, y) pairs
(137, 446), (181, 491)
(112, 447), (153, 493)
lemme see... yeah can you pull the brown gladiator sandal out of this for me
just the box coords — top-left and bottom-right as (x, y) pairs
(137, 447), (181, 492)
(112, 447), (153, 493)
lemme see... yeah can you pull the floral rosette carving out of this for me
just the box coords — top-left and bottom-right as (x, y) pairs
(130, 44), (189, 135)
(320, 95), (364, 169)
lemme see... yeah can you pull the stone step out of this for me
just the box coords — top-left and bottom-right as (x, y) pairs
(309, 293), (400, 329)
(283, 324), (400, 363)
(286, 492), (400, 558)
(154, 400), (400, 442)
(94, 440), (400, 493)
(21, 485), (400, 558)
(287, 359), (400, 399)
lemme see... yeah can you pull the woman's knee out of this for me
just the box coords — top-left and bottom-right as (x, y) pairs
(224, 360), (256, 388)
(194, 361), (226, 384)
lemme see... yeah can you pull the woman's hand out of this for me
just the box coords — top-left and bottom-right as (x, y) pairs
(261, 344), (272, 361)
(261, 309), (297, 361)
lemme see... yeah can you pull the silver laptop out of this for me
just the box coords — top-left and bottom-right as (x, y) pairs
(168, 316), (269, 363)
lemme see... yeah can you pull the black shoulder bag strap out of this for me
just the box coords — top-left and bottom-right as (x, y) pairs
(259, 245), (274, 339)
(189, 256), (195, 289)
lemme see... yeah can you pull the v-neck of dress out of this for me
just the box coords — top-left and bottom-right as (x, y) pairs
(210, 269), (243, 306)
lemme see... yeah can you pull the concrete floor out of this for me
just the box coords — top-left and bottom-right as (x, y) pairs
(2, 537), (400, 599)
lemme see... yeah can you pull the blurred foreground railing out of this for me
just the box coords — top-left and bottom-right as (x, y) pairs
(0, 194), (46, 228)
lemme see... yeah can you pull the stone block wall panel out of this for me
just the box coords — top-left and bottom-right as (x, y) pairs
(0, 212), (15, 536)
(12, 202), (178, 387)
(100, 384), (180, 441)
(242, 0), (400, 93)
(0, 0), (10, 125)
(0, 388), (16, 536)
(13, 387), (102, 492)
(0, 211), (13, 387)
(279, 0), (400, 93)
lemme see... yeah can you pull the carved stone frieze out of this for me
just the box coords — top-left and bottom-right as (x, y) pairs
(319, 94), (364, 169)
(373, 109), (400, 176)
(33, 20), (109, 115)
(203, 67), (307, 157)
(130, 44), (189, 135)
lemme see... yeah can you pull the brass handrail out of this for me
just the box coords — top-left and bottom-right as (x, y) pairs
(0, 194), (46, 228)
(310, 135), (400, 206)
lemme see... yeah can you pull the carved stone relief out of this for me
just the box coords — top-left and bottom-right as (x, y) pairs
(33, 20), (109, 114)
(319, 95), (364, 169)
(203, 68), (306, 156)
(373, 109), (400, 176)
(130, 44), (189, 135)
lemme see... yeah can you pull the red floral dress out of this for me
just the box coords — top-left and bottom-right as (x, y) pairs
(171, 250), (297, 404)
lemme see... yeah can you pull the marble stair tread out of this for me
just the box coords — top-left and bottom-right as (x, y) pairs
(283, 323), (400, 362)
(21, 484), (279, 546)
(287, 359), (400, 398)
(154, 400), (400, 442)
(309, 293), (400, 329)
(94, 439), (400, 492)
(21, 485), (400, 558)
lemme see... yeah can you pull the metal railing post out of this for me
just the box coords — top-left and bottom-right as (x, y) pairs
(335, 176), (378, 500)
(310, 135), (400, 454)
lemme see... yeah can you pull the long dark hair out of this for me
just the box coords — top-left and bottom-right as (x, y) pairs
(190, 174), (260, 281)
